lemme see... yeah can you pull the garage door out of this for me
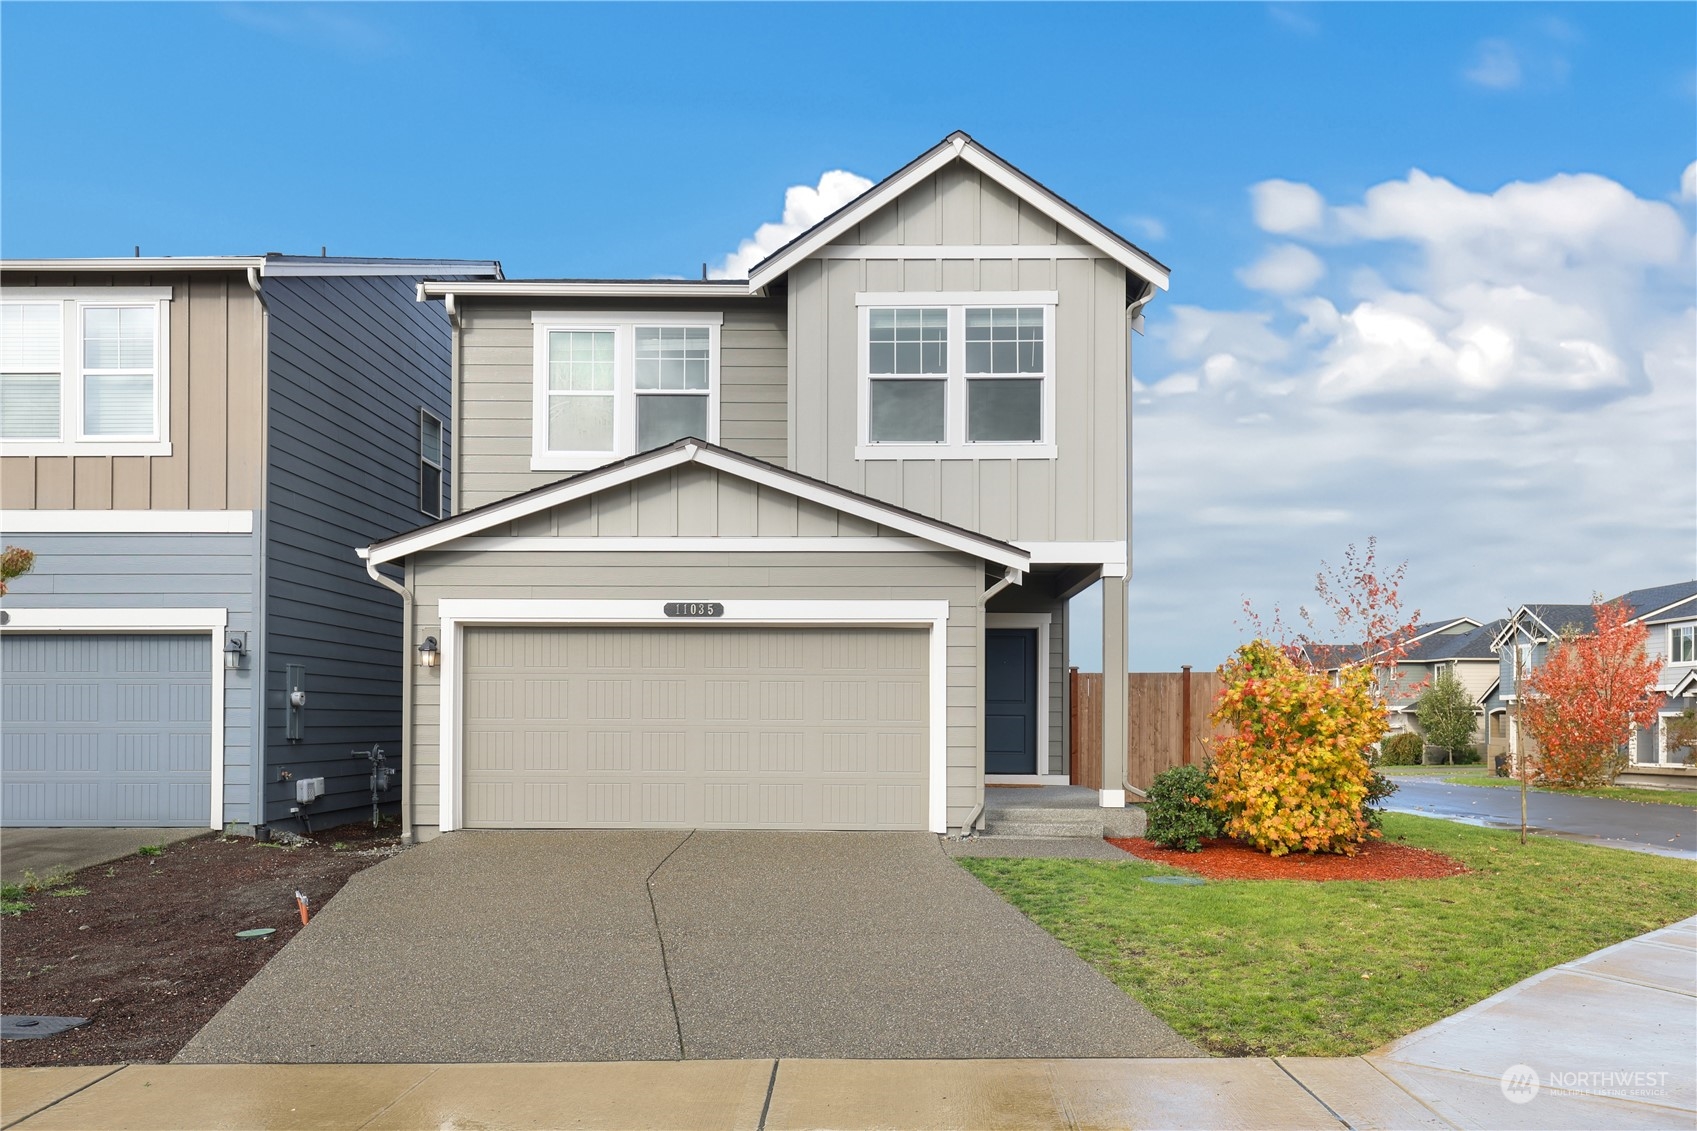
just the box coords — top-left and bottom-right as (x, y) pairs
(461, 626), (929, 830)
(1, 634), (213, 827)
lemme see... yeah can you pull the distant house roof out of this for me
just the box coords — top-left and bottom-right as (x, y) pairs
(1305, 617), (1480, 669)
(1616, 581), (1697, 622)
(1492, 582), (1697, 647)
(1407, 619), (1504, 662)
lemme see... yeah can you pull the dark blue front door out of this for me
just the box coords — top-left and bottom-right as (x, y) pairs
(985, 628), (1038, 775)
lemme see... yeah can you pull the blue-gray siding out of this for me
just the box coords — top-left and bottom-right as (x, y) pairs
(1, 634), (212, 826)
(0, 530), (260, 825)
(261, 274), (458, 829)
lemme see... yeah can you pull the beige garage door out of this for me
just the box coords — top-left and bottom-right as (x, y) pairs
(461, 626), (929, 830)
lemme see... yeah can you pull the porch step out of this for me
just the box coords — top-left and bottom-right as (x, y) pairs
(983, 807), (1104, 839)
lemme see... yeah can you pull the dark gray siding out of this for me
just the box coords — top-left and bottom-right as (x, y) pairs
(261, 274), (460, 830)
(0, 530), (261, 826)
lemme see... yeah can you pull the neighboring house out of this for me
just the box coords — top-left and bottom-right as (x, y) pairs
(361, 132), (1169, 839)
(1491, 581), (1697, 787)
(0, 253), (501, 833)
(1380, 619), (1504, 750)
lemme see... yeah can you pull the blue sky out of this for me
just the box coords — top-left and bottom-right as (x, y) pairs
(5, 3), (1694, 669)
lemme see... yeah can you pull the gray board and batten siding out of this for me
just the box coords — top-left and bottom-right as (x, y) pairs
(786, 163), (1132, 545)
(454, 297), (788, 511)
(404, 463), (987, 836)
(0, 530), (262, 827)
(0, 270), (266, 511)
(260, 272), (468, 829)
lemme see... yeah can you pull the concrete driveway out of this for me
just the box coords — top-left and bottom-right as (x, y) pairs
(0, 828), (204, 885)
(175, 831), (1197, 1064)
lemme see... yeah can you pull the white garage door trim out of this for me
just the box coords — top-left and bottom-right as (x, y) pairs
(0, 606), (227, 829)
(436, 599), (951, 833)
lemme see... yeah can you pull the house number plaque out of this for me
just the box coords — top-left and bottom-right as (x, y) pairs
(664, 602), (724, 618)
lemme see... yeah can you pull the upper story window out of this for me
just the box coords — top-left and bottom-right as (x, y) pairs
(419, 408), (445, 519)
(530, 312), (720, 471)
(1670, 624), (1696, 665)
(0, 288), (172, 456)
(856, 291), (1057, 460)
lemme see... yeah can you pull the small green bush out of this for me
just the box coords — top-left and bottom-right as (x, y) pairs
(1146, 764), (1218, 852)
(1363, 770), (1399, 832)
(1380, 733), (1425, 766)
(1451, 746), (1482, 765)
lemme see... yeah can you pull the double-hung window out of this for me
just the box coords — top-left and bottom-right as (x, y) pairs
(0, 288), (172, 455)
(1669, 624), (1695, 665)
(419, 408), (445, 518)
(857, 291), (1056, 459)
(530, 312), (720, 471)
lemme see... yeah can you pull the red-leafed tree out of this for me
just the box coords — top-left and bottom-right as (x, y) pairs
(1521, 599), (1663, 787)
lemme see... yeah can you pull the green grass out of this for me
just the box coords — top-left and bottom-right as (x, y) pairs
(136, 844), (165, 857)
(1, 867), (81, 916)
(959, 814), (1697, 1058)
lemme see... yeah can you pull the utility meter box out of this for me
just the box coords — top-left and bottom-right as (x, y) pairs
(295, 777), (325, 804)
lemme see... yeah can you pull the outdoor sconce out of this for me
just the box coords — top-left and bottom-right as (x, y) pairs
(417, 636), (440, 669)
(223, 631), (248, 670)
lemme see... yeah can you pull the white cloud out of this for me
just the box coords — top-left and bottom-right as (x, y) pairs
(1681, 160), (1697, 202)
(708, 170), (873, 280)
(1250, 179), (1326, 235)
(1123, 215), (1168, 242)
(1237, 243), (1325, 295)
(1266, 4), (1320, 36)
(1118, 166), (1696, 671)
(1464, 39), (1523, 89)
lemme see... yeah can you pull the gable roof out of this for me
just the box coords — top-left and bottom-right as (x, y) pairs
(1491, 583), (1697, 647)
(1308, 617), (1480, 669)
(361, 437), (1029, 572)
(1617, 581), (1697, 622)
(745, 132), (1170, 294)
(1407, 619), (1503, 663)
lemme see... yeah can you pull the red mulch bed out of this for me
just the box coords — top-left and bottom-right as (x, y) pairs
(1, 825), (400, 1066)
(1108, 836), (1468, 881)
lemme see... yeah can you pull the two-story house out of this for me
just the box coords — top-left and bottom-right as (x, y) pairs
(1491, 581), (1697, 786)
(0, 253), (500, 833)
(1378, 619), (1503, 749)
(360, 133), (1168, 839)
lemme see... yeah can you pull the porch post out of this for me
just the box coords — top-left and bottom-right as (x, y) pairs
(1100, 574), (1128, 806)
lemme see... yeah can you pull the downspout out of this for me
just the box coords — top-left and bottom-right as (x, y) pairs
(959, 564), (1024, 837)
(359, 548), (415, 843)
(246, 266), (271, 837)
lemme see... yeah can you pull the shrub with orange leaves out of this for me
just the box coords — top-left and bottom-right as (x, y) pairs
(1208, 639), (1389, 856)
(1521, 599), (1663, 787)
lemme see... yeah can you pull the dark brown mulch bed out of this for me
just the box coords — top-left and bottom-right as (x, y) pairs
(1108, 836), (1469, 882)
(1, 829), (399, 1066)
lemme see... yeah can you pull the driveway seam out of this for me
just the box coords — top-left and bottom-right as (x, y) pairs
(352, 1065), (444, 1130)
(644, 830), (696, 1060)
(757, 1059), (779, 1130)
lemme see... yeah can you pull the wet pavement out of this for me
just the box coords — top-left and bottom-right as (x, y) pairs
(1385, 776), (1697, 858)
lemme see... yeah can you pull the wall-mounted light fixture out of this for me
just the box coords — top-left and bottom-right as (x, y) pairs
(417, 635), (440, 669)
(224, 631), (248, 670)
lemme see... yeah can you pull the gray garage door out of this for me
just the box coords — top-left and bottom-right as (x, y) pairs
(1, 633), (213, 827)
(462, 626), (929, 830)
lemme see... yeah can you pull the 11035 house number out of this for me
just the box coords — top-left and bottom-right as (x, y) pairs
(663, 602), (724, 618)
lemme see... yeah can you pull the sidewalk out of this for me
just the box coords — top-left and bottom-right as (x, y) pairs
(5, 916), (1691, 1130)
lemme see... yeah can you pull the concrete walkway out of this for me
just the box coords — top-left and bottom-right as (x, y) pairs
(6, 916), (1692, 1128)
(175, 830), (1196, 1063)
(0, 828), (204, 886)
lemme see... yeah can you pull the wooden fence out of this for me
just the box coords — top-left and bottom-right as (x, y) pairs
(1069, 669), (1232, 792)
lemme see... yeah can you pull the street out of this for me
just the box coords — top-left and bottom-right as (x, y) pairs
(1386, 775), (1697, 858)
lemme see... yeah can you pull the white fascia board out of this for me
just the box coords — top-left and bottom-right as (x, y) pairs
(366, 446), (696, 564)
(418, 280), (758, 299)
(1, 286), (174, 301)
(855, 291), (1058, 307)
(1668, 670), (1697, 698)
(0, 606), (227, 632)
(748, 138), (1169, 293)
(1, 510), (255, 535)
(1635, 594), (1697, 624)
(438, 598), (950, 624)
(263, 261), (501, 278)
(1, 257), (264, 273)
(448, 537), (940, 554)
(820, 245), (1095, 260)
(690, 447), (1027, 571)
(1017, 541), (1126, 568)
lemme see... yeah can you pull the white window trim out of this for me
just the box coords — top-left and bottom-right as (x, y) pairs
(854, 292), (1059, 461)
(432, 598), (950, 834)
(0, 606), (227, 829)
(984, 612), (1063, 785)
(529, 311), (722, 472)
(1667, 624), (1696, 667)
(1656, 711), (1694, 767)
(0, 288), (173, 456)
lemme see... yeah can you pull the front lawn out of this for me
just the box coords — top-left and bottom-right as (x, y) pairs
(959, 814), (1697, 1058)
